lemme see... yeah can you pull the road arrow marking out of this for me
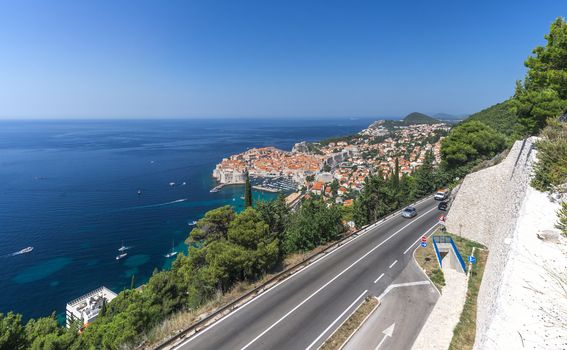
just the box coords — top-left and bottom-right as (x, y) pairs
(375, 323), (395, 349)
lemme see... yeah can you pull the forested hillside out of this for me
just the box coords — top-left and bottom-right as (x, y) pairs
(465, 100), (519, 137)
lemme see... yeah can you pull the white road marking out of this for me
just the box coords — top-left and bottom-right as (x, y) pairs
(375, 323), (395, 350)
(305, 290), (367, 350)
(389, 260), (398, 269)
(240, 206), (437, 350)
(174, 201), (437, 349)
(378, 281), (431, 300)
(403, 222), (439, 254)
(373, 273), (385, 284)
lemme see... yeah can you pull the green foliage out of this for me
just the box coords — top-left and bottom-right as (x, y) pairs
(413, 151), (438, 198)
(465, 100), (520, 138)
(512, 17), (567, 134)
(556, 201), (567, 237)
(284, 199), (344, 253)
(0, 312), (26, 350)
(441, 120), (507, 172)
(430, 268), (446, 289)
(187, 205), (235, 244)
(244, 172), (253, 208)
(532, 119), (567, 191)
(402, 112), (442, 125)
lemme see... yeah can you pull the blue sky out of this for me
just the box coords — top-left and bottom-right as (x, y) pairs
(0, 0), (564, 119)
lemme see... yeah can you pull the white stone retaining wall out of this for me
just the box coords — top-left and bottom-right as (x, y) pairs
(444, 137), (537, 349)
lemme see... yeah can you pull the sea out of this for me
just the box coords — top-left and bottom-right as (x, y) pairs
(0, 117), (375, 321)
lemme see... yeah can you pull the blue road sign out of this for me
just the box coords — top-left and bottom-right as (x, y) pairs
(420, 242), (427, 247)
(468, 255), (476, 263)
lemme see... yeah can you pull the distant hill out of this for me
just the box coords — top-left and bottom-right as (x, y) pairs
(465, 100), (519, 136)
(402, 112), (442, 125)
(433, 113), (468, 121)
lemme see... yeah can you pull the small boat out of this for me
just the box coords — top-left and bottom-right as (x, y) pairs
(15, 247), (33, 255)
(164, 241), (177, 258)
(137, 189), (142, 195)
(169, 182), (176, 187)
(188, 220), (197, 226)
(181, 182), (187, 186)
(116, 252), (127, 260)
(118, 241), (129, 252)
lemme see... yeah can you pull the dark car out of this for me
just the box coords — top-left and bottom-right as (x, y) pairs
(438, 201), (449, 211)
(401, 206), (417, 218)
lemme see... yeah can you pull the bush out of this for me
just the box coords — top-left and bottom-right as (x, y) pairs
(531, 119), (567, 192)
(556, 201), (567, 237)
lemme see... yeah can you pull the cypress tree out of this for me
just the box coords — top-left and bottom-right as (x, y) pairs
(244, 171), (253, 208)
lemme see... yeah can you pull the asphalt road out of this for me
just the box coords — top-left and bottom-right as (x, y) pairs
(343, 259), (439, 350)
(174, 197), (442, 350)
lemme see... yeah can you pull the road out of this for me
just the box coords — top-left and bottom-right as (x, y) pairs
(343, 260), (439, 350)
(174, 197), (442, 350)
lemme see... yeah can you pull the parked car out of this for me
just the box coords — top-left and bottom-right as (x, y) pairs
(438, 201), (449, 211)
(401, 206), (417, 218)
(434, 188), (450, 201)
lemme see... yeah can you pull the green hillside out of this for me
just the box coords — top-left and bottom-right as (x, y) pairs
(465, 100), (519, 136)
(403, 112), (442, 125)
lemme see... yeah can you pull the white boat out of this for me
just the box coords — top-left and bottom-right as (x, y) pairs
(137, 189), (142, 195)
(164, 241), (178, 258)
(188, 220), (197, 226)
(15, 246), (33, 255)
(181, 182), (187, 186)
(169, 182), (176, 187)
(118, 241), (129, 252)
(116, 252), (127, 260)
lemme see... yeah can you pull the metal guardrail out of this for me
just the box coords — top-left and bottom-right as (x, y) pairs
(449, 238), (468, 273)
(150, 195), (434, 350)
(432, 235), (467, 273)
(432, 236), (443, 268)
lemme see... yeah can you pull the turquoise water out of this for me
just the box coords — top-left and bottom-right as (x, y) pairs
(0, 118), (374, 320)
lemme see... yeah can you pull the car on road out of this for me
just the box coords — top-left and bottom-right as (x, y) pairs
(438, 201), (449, 211)
(434, 188), (450, 201)
(401, 206), (417, 218)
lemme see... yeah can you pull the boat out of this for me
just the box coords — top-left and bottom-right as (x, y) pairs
(116, 252), (127, 260)
(188, 220), (197, 226)
(137, 189), (142, 195)
(181, 182), (187, 186)
(118, 241), (129, 252)
(164, 241), (178, 258)
(15, 246), (33, 255)
(169, 182), (176, 187)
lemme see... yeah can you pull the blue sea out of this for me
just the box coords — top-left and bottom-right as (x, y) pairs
(0, 118), (374, 321)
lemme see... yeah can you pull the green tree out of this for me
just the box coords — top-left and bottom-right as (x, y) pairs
(441, 120), (506, 172)
(187, 205), (236, 244)
(531, 119), (567, 191)
(244, 171), (253, 208)
(413, 151), (436, 197)
(512, 17), (567, 134)
(284, 199), (344, 252)
(0, 312), (26, 350)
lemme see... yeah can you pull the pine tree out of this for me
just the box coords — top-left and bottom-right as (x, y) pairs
(244, 171), (253, 208)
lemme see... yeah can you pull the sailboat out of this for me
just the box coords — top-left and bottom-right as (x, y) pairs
(116, 252), (127, 260)
(164, 241), (178, 258)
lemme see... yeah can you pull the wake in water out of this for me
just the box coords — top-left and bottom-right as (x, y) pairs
(2, 246), (33, 257)
(124, 198), (188, 210)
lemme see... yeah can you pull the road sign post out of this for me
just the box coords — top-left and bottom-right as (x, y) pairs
(421, 236), (427, 242)
(468, 255), (476, 264)
(420, 242), (427, 248)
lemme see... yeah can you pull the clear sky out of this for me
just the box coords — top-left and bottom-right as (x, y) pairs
(0, 0), (565, 119)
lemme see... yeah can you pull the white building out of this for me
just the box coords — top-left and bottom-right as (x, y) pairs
(66, 286), (117, 328)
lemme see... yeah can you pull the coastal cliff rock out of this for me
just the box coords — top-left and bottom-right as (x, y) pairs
(445, 137), (544, 349)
